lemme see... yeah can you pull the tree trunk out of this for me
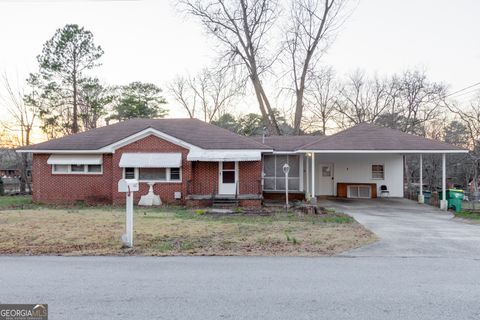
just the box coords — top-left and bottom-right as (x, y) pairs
(72, 70), (79, 133)
(250, 74), (280, 135)
(294, 89), (304, 134)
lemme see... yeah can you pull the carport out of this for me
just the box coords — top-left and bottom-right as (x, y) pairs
(295, 124), (469, 210)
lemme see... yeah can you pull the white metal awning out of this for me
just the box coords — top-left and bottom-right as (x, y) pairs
(47, 154), (103, 165)
(119, 153), (182, 168)
(187, 150), (262, 161)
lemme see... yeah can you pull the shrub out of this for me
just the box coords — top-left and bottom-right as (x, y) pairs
(195, 209), (206, 215)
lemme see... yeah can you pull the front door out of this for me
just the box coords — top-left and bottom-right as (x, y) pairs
(219, 161), (238, 195)
(317, 163), (334, 196)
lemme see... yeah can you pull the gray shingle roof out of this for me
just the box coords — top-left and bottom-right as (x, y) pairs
(19, 121), (465, 153)
(251, 135), (325, 151)
(298, 123), (466, 151)
(20, 118), (271, 151)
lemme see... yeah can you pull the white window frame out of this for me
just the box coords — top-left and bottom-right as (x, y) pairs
(372, 164), (385, 180)
(122, 167), (182, 183)
(52, 164), (103, 175)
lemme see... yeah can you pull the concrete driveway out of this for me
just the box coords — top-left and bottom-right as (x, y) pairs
(322, 198), (480, 257)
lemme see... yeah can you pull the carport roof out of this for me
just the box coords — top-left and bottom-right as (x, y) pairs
(297, 123), (468, 152)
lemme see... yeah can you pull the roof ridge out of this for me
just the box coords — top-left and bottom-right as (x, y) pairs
(296, 122), (467, 151)
(295, 124), (360, 150)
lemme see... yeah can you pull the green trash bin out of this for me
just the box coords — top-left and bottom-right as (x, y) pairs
(423, 191), (432, 205)
(439, 189), (464, 212)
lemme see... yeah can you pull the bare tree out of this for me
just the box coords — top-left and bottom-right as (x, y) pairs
(446, 95), (480, 196)
(394, 70), (447, 135)
(0, 73), (37, 193)
(169, 69), (240, 122)
(285, 0), (348, 134)
(304, 67), (337, 134)
(334, 71), (395, 128)
(169, 75), (197, 119)
(179, 0), (281, 134)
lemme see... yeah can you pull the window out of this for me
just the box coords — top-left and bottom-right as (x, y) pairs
(139, 168), (166, 181)
(70, 164), (85, 172)
(52, 164), (103, 174)
(322, 166), (331, 177)
(123, 167), (182, 182)
(170, 168), (181, 181)
(372, 165), (385, 180)
(53, 164), (69, 173)
(87, 165), (102, 173)
(125, 167), (135, 179)
(263, 154), (301, 191)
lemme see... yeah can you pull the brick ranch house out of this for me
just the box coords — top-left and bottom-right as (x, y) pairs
(17, 119), (467, 209)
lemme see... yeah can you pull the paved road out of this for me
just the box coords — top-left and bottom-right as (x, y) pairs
(324, 198), (480, 257)
(2, 199), (480, 319)
(1, 256), (480, 320)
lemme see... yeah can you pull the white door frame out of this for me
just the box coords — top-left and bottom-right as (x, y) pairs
(218, 161), (238, 195)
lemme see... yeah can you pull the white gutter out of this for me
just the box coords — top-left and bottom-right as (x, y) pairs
(296, 149), (469, 154)
(16, 149), (108, 154)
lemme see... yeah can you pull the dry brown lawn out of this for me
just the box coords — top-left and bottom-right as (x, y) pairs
(0, 201), (376, 256)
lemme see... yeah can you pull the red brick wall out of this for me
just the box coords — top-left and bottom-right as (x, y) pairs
(31, 134), (263, 206)
(239, 161), (262, 194)
(190, 162), (218, 195)
(111, 135), (191, 205)
(32, 153), (113, 204)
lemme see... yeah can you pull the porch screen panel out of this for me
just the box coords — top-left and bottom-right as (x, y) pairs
(275, 155), (288, 177)
(264, 155), (275, 177)
(263, 155), (300, 191)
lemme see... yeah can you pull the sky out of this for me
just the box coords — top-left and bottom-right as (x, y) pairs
(0, 0), (479, 127)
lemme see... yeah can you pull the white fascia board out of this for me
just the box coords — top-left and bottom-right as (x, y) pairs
(270, 151), (298, 155)
(296, 149), (469, 154)
(101, 128), (197, 152)
(16, 128), (198, 154)
(187, 148), (273, 161)
(16, 149), (106, 154)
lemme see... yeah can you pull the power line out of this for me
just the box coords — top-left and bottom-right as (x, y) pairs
(446, 81), (480, 99)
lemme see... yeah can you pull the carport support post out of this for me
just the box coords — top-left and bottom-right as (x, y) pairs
(440, 153), (448, 210)
(311, 153), (316, 204)
(418, 154), (424, 204)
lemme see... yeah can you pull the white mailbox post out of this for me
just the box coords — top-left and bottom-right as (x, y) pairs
(118, 179), (139, 248)
(283, 163), (290, 210)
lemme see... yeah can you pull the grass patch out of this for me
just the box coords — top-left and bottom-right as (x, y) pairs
(0, 206), (376, 256)
(456, 211), (480, 220)
(0, 195), (33, 210)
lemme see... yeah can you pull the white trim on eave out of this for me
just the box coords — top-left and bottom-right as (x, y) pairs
(16, 127), (274, 155)
(296, 149), (469, 154)
(104, 128), (197, 152)
(16, 149), (106, 154)
(16, 128), (199, 154)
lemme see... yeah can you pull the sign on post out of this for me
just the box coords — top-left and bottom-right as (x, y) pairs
(118, 179), (139, 248)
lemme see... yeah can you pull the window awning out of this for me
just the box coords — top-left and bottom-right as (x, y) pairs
(47, 154), (103, 165)
(119, 153), (182, 168)
(187, 150), (261, 161)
